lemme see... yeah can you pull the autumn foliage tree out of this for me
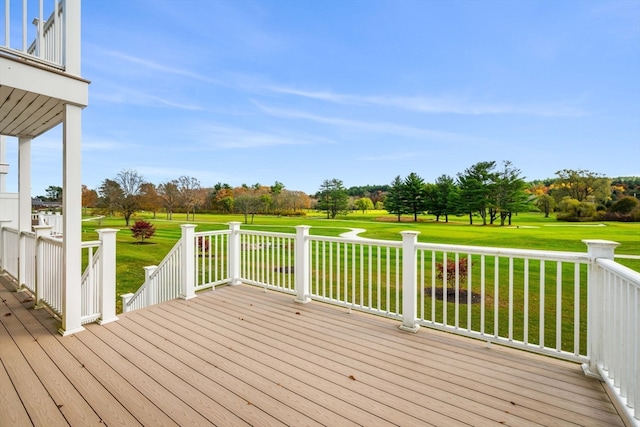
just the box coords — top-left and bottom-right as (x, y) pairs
(130, 220), (156, 243)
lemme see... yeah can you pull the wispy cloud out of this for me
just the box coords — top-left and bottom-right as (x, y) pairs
(102, 50), (221, 85)
(194, 124), (332, 149)
(267, 86), (588, 117)
(254, 102), (475, 141)
(92, 86), (204, 111)
(359, 151), (427, 161)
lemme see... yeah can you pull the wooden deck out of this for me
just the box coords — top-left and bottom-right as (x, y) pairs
(1, 276), (625, 427)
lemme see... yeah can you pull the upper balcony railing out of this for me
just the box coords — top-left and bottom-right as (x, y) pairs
(1, 0), (78, 71)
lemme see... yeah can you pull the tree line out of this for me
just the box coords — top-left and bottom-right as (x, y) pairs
(43, 163), (638, 225)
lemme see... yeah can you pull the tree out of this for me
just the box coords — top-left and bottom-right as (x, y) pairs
(426, 174), (458, 222)
(139, 183), (163, 219)
(158, 180), (180, 220)
(177, 176), (202, 220)
(114, 169), (145, 226)
(130, 220), (156, 243)
(551, 169), (611, 203)
(233, 185), (264, 224)
(403, 172), (428, 222)
(316, 179), (349, 219)
(211, 183), (234, 213)
(494, 161), (530, 225)
(81, 185), (98, 214)
(45, 185), (63, 202)
(270, 181), (285, 214)
(97, 179), (123, 217)
(355, 197), (374, 214)
(534, 194), (555, 218)
(385, 175), (406, 221)
(457, 161), (497, 225)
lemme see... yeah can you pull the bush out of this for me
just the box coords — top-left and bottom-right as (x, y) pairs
(130, 220), (156, 243)
(279, 210), (307, 217)
(609, 196), (639, 214)
(435, 257), (469, 289)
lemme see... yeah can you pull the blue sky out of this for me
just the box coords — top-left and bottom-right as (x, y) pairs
(5, 0), (640, 196)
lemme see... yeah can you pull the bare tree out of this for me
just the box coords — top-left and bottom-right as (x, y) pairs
(114, 169), (145, 226)
(177, 176), (202, 220)
(157, 180), (180, 220)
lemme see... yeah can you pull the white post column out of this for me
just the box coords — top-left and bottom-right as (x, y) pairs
(17, 136), (32, 290)
(294, 225), (311, 304)
(180, 224), (197, 300)
(228, 222), (242, 285)
(64, 0), (81, 76)
(59, 104), (84, 336)
(582, 239), (619, 378)
(97, 228), (118, 325)
(399, 231), (420, 333)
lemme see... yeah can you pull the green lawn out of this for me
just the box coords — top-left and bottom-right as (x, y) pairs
(81, 210), (640, 316)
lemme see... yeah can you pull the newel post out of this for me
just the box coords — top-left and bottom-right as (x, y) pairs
(294, 226), (311, 304)
(144, 265), (158, 307)
(97, 228), (118, 325)
(180, 224), (197, 300)
(33, 225), (52, 309)
(228, 222), (242, 285)
(582, 239), (619, 378)
(399, 231), (420, 333)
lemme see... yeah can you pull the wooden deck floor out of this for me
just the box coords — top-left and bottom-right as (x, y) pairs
(1, 276), (624, 427)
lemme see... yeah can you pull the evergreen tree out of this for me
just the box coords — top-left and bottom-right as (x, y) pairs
(316, 179), (349, 219)
(403, 172), (428, 222)
(385, 175), (407, 222)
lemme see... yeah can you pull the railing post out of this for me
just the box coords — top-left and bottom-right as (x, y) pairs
(144, 266), (158, 307)
(294, 226), (311, 304)
(180, 224), (197, 300)
(33, 225), (52, 309)
(399, 231), (420, 333)
(228, 222), (242, 285)
(582, 239), (619, 378)
(120, 293), (134, 314)
(97, 228), (119, 325)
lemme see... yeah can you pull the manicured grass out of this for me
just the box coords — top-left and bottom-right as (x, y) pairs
(81, 211), (640, 316)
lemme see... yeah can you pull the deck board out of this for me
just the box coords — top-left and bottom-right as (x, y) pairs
(0, 276), (625, 427)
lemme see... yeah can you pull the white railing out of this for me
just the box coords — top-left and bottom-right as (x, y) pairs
(590, 256), (640, 423)
(1, 0), (65, 68)
(0, 224), (119, 327)
(36, 234), (63, 316)
(122, 239), (184, 312)
(80, 240), (102, 324)
(22, 230), (36, 292)
(122, 222), (637, 424)
(1, 226), (19, 277)
(37, 212), (63, 236)
(195, 230), (230, 291)
(239, 230), (295, 294)
(415, 242), (590, 361)
(309, 235), (403, 318)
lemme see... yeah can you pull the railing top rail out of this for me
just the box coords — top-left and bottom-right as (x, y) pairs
(597, 258), (640, 286)
(194, 229), (231, 237)
(239, 229), (294, 239)
(40, 235), (63, 246)
(415, 241), (591, 263)
(81, 240), (101, 249)
(309, 234), (404, 248)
